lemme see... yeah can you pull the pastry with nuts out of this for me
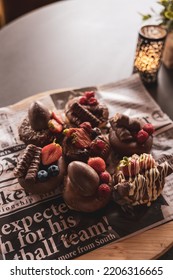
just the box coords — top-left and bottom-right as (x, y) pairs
(112, 153), (172, 206)
(18, 101), (64, 147)
(63, 157), (112, 212)
(62, 121), (110, 163)
(109, 113), (154, 156)
(14, 143), (66, 193)
(65, 90), (109, 128)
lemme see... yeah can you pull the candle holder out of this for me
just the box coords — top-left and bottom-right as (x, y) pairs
(133, 25), (167, 84)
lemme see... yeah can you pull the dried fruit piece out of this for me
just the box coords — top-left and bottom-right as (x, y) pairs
(88, 157), (106, 174)
(41, 142), (62, 165)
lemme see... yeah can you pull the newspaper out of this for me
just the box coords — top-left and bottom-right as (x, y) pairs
(0, 74), (173, 260)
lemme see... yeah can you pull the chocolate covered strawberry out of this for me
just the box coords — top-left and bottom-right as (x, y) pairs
(41, 142), (62, 165)
(117, 153), (156, 178)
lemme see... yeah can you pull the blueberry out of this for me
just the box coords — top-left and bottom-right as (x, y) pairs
(47, 165), (59, 177)
(37, 170), (48, 182)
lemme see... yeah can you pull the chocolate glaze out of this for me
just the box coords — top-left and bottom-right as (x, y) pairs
(28, 101), (51, 131)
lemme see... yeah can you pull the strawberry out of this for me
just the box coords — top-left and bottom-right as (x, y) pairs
(48, 119), (63, 133)
(100, 171), (111, 184)
(41, 142), (62, 165)
(88, 157), (106, 173)
(90, 139), (106, 155)
(79, 122), (92, 133)
(139, 153), (156, 170)
(98, 184), (111, 197)
(143, 123), (154, 135)
(136, 129), (149, 144)
(84, 91), (95, 99)
(72, 128), (91, 148)
(63, 128), (77, 137)
(51, 111), (63, 125)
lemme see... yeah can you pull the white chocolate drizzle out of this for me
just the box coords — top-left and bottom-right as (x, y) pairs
(116, 154), (170, 206)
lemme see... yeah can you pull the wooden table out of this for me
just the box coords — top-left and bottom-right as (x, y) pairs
(0, 0), (173, 259)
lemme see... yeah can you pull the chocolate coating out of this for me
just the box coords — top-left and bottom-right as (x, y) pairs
(63, 161), (111, 212)
(28, 101), (51, 131)
(68, 161), (99, 196)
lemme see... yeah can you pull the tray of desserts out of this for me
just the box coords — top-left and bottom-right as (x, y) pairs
(0, 74), (173, 260)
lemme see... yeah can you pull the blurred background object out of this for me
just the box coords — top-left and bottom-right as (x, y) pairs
(0, 0), (62, 27)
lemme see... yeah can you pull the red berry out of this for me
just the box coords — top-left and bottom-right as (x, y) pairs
(79, 96), (88, 105)
(84, 91), (95, 99)
(136, 129), (149, 144)
(79, 122), (92, 133)
(98, 184), (111, 196)
(41, 143), (62, 165)
(143, 123), (154, 135)
(87, 157), (106, 173)
(88, 97), (98, 106)
(100, 171), (111, 184)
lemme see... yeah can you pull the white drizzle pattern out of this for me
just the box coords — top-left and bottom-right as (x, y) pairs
(116, 154), (170, 206)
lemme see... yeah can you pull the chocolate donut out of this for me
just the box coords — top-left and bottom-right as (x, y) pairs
(14, 144), (66, 194)
(112, 153), (173, 206)
(62, 122), (110, 163)
(65, 91), (109, 128)
(109, 113), (154, 156)
(63, 161), (112, 212)
(18, 101), (64, 147)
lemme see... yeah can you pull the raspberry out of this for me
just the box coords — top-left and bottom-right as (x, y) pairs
(79, 122), (92, 133)
(136, 129), (149, 144)
(88, 97), (98, 106)
(143, 123), (154, 135)
(87, 157), (106, 173)
(100, 171), (111, 184)
(79, 96), (88, 105)
(84, 91), (95, 99)
(98, 184), (111, 196)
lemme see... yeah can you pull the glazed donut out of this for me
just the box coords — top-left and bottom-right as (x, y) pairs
(109, 113), (154, 156)
(63, 160), (112, 212)
(65, 91), (109, 128)
(112, 153), (172, 206)
(14, 143), (66, 194)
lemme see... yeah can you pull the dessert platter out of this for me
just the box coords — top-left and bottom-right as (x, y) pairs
(1, 76), (173, 260)
(14, 90), (172, 209)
